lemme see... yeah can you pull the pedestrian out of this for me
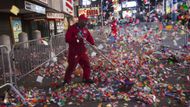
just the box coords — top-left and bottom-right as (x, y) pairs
(63, 14), (95, 85)
(188, 19), (190, 30)
(111, 17), (118, 37)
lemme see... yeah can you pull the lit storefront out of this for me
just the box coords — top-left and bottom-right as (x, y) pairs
(47, 13), (64, 35)
(120, 1), (138, 18)
(0, 0), (49, 42)
(166, 0), (172, 14)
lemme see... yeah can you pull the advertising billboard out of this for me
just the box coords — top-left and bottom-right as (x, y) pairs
(63, 0), (74, 16)
(122, 1), (137, 8)
(78, 7), (99, 17)
(166, 0), (172, 14)
(10, 18), (22, 42)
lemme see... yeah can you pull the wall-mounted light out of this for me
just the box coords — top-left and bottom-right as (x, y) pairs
(82, 0), (91, 6)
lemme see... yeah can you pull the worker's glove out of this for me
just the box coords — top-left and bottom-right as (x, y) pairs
(77, 31), (83, 43)
(77, 31), (83, 39)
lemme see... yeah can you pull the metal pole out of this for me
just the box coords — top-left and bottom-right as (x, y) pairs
(101, 0), (103, 27)
(149, 0), (150, 13)
(84, 38), (115, 66)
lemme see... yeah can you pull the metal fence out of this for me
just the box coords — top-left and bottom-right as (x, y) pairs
(160, 27), (189, 51)
(119, 22), (189, 53)
(11, 33), (66, 81)
(50, 33), (66, 56)
(0, 45), (25, 103)
(12, 37), (50, 80)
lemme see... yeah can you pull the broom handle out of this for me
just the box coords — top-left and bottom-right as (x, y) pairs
(79, 35), (115, 67)
(79, 32), (130, 80)
(90, 43), (116, 67)
(84, 38), (131, 79)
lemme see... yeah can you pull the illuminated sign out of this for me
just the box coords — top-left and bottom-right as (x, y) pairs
(63, 0), (74, 16)
(82, 0), (91, 5)
(47, 13), (64, 19)
(166, 0), (172, 14)
(122, 1), (137, 8)
(78, 7), (99, 17)
(113, 4), (121, 12)
(25, 1), (46, 14)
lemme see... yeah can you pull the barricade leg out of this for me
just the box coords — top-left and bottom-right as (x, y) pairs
(0, 45), (26, 104)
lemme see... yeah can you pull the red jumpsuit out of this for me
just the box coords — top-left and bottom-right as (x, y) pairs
(111, 20), (117, 36)
(64, 23), (95, 83)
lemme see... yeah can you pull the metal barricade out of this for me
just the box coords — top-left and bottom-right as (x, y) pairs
(91, 26), (110, 38)
(11, 33), (66, 81)
(12, 37), (51, 80)
(160, 28), (189, 51)
(50, 33), (66, 56)
(0, 45), (25, 103)
(123, 22), (189, 53)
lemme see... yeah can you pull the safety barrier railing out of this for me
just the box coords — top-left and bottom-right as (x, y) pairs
(119, 22), (159, 36)
(0, 45), (25, 103)
(96, 22), (189, 54)
(122, 22), (189, 52)
(160, 30), (188, 50)
(11, 33), (66, 81)
(12, 37), (50, 80)
(91, 26), (110, 38)
(50, 33), (66, 56)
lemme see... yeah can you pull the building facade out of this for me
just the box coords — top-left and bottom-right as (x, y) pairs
(0, 0), (75, 43)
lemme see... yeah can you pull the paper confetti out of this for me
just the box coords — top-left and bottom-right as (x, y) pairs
(41, 40), (48, 45)
(173, 40), (178, 46)
(10, 5), (20, 15)
(36, 75), (43, 83)
(98, 44), (104, 50)
(165, 25), (173, 30)
(91, 51), (97, 57)
(2, 11), (190, 107)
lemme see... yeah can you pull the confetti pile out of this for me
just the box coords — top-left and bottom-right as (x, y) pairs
(1, 22), (190, 107)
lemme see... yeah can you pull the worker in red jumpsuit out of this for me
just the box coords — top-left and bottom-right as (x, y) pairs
(64, 14), (95, 84)
(111, 17), (118, 37)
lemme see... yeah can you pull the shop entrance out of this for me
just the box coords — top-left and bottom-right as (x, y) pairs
(30, 19), (49, 39)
